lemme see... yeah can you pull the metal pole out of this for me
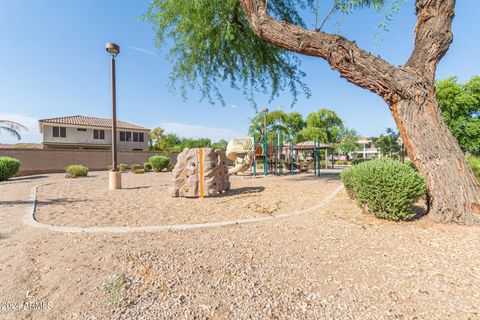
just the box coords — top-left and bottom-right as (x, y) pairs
(253, 133), (257, 176)
(263, 112), (267, 176)
(274, 131), (277, 175)
(279, 132), (283, 175)
(313, 141), (317, 176)
(317, 143), (321, 177)
(111, 56), (118, 171)
(317, 142), (321, 176)
(331, 150), (334, 169)
(325, 148), (328, 170)
(290, 141), (293, 174)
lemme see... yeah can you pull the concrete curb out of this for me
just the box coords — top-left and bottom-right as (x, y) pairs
(23, 183), (344, 234)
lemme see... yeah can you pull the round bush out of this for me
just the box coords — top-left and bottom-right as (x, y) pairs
(131, 163), (142, 171)
(118, 164), (128, 172)
(65, 165), (89, 178)
(341, 159), (426, 221)
(132, 168), (145, 174)
(148, 155), (170, 172)
(0, 156), (20, 181)
(143, 162), (152, 172)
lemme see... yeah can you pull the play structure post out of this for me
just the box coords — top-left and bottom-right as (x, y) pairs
(253, 133), (257, 177)
(263, 131), (267, 176)
(325, 148), (328, 170)
(290, 141), (293, 175)
(317, 141), (320, 176)
(274, 131), (277, 175)
(279, 132), (283, 175)
(313, 141), (317, 176)
(263, 108), (268, 176)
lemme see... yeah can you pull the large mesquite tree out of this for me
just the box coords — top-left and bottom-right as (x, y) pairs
(144, 0), (480, 224)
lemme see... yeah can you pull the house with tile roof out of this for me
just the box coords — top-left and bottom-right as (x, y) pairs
(39, 115), (150, 151)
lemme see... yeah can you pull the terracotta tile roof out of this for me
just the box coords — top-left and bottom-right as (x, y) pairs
(39, 115), (149, 131)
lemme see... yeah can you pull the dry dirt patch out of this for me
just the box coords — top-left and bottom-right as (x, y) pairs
(34, 172), (341, 227)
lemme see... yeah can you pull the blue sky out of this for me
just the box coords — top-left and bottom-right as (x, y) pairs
(0, 0), (479, 144)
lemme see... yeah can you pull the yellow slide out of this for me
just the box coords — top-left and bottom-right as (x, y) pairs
(226, 137), (255, 175)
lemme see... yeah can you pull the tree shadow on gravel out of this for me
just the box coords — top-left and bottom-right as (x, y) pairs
(0, 198), (88, 206)
(213, 186), (266, 198)
(122, 186), (151, 190)
(286, 173), (341, 182)
(410, 203), (429, 221)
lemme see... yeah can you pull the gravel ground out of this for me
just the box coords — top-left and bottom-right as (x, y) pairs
(35, 172), (341, 227)
(1, 172), (480, 319)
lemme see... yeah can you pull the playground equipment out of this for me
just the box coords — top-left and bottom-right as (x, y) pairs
(171, 108), (337, 198)
(171, 148), (230, 198)
(226, 137), (255, 175)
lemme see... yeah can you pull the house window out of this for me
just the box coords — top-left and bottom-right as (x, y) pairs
(126, 132), (132, 142)
(133, 132), (139, 142)
(77, 128), (87, 132)
(94, 129), (105, 140)
(139, 132), (144, 142)
(53, 126), (66, 138)
(120, 131), (126, 141)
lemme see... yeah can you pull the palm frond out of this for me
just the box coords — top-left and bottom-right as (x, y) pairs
(0, 120), (28, 140)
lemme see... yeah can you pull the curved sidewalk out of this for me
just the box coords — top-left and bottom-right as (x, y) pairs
(23, 183), (344, 234)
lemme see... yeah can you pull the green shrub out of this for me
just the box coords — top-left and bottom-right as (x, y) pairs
(143, 162), (152, 172)
(167, 163), (174, 172)
(132, 168), (145, 174)
(149, 155), (170, 172)
(406, 161), (417, 171)
(65, 165), (89, 178)
(341, 159), (426, 221)
(467, 155), (480, 182)
(0, 157), (20, 181)
(131, 163), (142, 171)
(335, 160), (349, 165)
(118, 164), (128, 172)
(351, 158), (372, 165)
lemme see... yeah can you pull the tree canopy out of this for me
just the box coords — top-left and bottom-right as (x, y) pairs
(296, 109), (343, 143)
(337, 127), (360, 157)
(148, 129), (228, 153)
(248, 108), (344, 144)
(143, 0), (395, 106)
(436, 76), (480, 156)
(373, 128), (401, 158)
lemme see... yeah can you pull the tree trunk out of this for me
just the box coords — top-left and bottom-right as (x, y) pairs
(391, 87), (480, 224)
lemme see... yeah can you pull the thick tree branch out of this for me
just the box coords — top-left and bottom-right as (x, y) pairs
(406, 0), (455, 78)
(239, 0), (417, 103)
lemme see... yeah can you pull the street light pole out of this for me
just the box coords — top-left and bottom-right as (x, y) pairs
(106, 42), (121, 190)
(111, 54), (118, 171)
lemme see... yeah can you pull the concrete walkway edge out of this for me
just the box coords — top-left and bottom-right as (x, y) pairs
(23, 183), (344, 233)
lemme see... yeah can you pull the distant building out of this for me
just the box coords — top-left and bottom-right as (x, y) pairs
(355, 137), (381, 159)
(39, 115), (150, 151)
